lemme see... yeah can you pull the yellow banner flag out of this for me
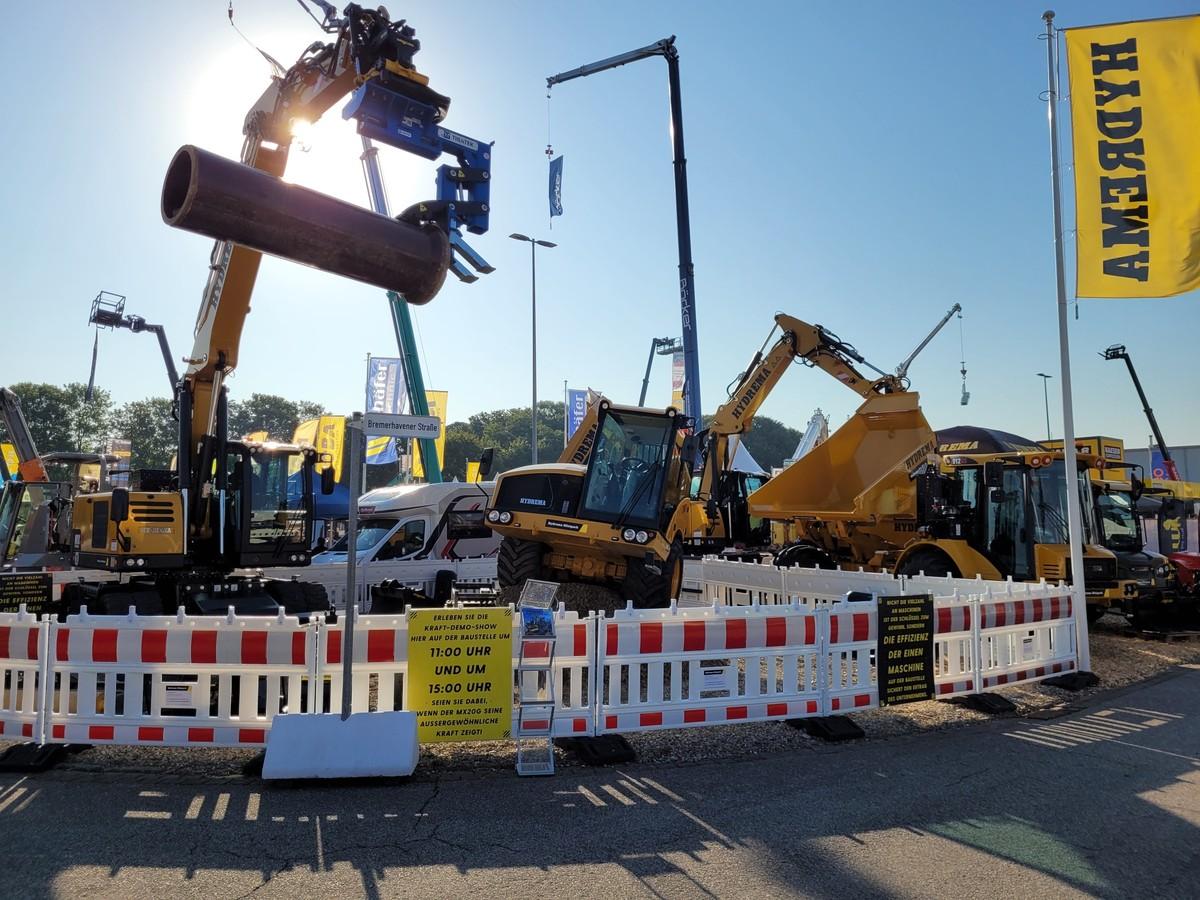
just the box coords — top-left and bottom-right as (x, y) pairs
(315, 415), (344, 482)
(1066, 16), (1200, 297)
(289, 419), (319, 477)
(466, 460), (481, 483)
(412, 390), (448, 479)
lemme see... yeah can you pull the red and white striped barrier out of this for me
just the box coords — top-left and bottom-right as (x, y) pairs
(316, 607), (595, 738)
(597, 601), (825, 733)
(824, 602), (878, 712)
(0, 610), (46, 742)
(43, 609), (316, 748)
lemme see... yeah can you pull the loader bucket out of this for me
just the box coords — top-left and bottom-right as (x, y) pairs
(749, 392), (935, 521)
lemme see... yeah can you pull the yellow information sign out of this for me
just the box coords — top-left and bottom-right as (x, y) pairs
(407, 607), (512, 742)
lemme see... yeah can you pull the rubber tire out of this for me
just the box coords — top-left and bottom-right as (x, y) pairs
(497, 537), (545, 590)
(624, 539), (683, 610)
(1086, 603), (1107, 626)
(895, 548), (960, 579)
(774, 543), (837, 570)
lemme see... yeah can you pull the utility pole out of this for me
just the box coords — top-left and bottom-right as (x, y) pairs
(548, 37), (703, 435)
(510, 233), (557, 464)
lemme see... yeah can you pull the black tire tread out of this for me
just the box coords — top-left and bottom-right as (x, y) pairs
(497, 537), (545, 589)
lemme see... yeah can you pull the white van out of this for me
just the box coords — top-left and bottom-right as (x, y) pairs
(312, 481), (498, 565)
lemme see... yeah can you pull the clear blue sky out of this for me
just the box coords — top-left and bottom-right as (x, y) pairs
(2, 1), (1197, 447)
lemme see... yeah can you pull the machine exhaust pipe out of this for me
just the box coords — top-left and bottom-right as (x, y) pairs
(161, 145), (450, 304)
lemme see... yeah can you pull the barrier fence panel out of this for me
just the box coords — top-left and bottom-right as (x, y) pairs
(781, 566), (905, 608)
(0, 610), (47, 742)
(697, 559), (786, 606)
(597, 601), (825, 734)
(824, 602), (878, 712)
(975, 590), (1076, 689)
(932, 592), (976, 698)
(44, 609), (316, 748)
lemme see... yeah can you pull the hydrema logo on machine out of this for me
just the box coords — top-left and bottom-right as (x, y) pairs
(519, 497), (549, 507)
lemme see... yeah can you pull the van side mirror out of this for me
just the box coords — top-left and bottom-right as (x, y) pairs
(984, 461), (1005, 488)
(109, 487), (130, 524)
(477, 448), (495, 480)
(320, 466), (336, 495)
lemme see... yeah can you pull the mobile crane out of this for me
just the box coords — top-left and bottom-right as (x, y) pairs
(65, 6), (493, 615)
(1103, 344), (1180, 481)
(485, 315), (934, 606)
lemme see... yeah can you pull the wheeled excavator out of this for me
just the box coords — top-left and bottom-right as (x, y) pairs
(63, 6), (493, 616)
(485, 315), (934, 607)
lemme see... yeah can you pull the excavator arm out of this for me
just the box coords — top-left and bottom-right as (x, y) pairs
(0, 387), (47, 483)
(697, 314), (904, 500)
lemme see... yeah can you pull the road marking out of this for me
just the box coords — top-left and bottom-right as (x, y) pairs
(212, 793), (230, 821)
(599, 784), (635, 806)
(618, 780), (657, 805)
(185, 795), (204, 820)
(573, 786), (607, 807)
(246, 793), (260, 822)
(124, 810), (171, 820)
(640, 778), (685, 802)
(0, 788), (27, 814)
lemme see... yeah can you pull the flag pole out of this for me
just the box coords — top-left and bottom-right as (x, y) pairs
(563, 379), (568, 448)
(1043, 10), (1092, 672)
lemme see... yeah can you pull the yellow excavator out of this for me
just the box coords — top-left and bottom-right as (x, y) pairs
(65, 7), (490, 615)
(484, 314), (933, 606)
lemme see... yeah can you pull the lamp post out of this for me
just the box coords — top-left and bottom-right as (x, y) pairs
(1037, 372), (1052, 440)
(510, 233), (557, 464)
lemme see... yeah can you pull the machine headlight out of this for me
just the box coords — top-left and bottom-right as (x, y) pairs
(487, 509), (501, 523)
(498, 511), (513, 524)
(635, 530), (649, 544)
(1156, 564), (1171, 579)
(622, 528), (637, 542)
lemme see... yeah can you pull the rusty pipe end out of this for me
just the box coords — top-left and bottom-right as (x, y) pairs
(162, 145), (201, 226)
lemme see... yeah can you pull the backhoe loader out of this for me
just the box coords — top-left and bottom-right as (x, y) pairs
(485, 314), (933, 607)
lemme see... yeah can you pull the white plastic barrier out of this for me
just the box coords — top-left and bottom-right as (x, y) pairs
(0, 610), (46, 742)
(824, 601), (878, 712)
(597, 601), (825, 733)
(975, 591), (1076, 688)
(697, 558), (906, 608)
(44, 609), (316, 747)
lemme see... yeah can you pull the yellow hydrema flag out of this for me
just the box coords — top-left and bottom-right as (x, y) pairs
(289, 419), (319, 476)
(315, 415), (344, 482)
(411, 390), (448, 479)
(466, 460), (480, 483)
(0, 443), (18, 480)
(1066, 16), (1200, 297)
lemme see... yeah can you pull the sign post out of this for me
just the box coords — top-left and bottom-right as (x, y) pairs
(341, 412), (363, 720)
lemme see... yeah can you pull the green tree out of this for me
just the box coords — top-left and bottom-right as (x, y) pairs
(0, 382), (112, 455)
(111, 397), (177, 470)
(439, 401), (567, 481)
(228, 393), (328, 441)
(736, 415), (804, 472)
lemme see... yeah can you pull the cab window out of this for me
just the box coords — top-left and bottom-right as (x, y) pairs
(375, 518), (427, 561)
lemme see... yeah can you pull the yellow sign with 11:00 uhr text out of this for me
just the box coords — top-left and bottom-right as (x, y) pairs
(406, 607), (512, 743)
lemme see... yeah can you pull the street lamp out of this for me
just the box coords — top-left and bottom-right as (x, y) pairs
(510, 233), (557, 464)
(1037, 373), (1053, 440)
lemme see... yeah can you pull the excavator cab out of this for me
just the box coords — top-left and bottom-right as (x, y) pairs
(223, 442), (315, 569)
(0, 480), (72, 569)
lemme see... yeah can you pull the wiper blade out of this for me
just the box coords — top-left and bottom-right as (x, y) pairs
(613, 460), (662, 530)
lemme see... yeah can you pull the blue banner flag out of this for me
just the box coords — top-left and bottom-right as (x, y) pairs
(549, 155), (564, 218)
(566, 388), (587, 439)
(365, 357), (407, 465)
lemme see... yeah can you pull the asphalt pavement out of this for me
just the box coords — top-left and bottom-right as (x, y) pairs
(0, 666), (1197, 899)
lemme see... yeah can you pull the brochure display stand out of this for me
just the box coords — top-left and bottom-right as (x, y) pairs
(514, 580), (560, 776)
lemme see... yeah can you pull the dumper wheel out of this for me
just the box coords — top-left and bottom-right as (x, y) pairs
(624, 540), (683, 609)
(774, 543), (837, 570)
(498, 537), (545, 590)
(896, 548), (959, 579)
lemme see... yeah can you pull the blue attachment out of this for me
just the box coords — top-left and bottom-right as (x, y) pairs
(342, 80), (493, 281)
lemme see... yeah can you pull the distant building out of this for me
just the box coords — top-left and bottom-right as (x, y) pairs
(1126, 445), (1200, 482)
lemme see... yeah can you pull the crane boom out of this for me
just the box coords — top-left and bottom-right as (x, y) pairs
(1103, 344), (1180, 480)
(0, 387), (47, 483)
(895, 303), (961, 381)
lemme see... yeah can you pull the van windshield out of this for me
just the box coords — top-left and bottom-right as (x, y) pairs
(329, 518), (396, 553)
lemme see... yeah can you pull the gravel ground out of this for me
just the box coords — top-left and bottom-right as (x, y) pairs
(4, 613), (1197, 779)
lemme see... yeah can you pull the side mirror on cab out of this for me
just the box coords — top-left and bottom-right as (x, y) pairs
(477, 448), (495, 481)
(109, 487), (130, 524)
(320, 466), (336, 495)
(984, 461), (1005, 488)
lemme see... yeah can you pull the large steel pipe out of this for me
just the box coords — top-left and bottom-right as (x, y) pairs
(162, 145), (450, 304)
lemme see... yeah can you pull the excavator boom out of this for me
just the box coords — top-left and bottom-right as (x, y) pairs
(0, 387), (47, 483)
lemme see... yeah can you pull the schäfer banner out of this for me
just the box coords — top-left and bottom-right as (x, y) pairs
(549, 155), (564, 218)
